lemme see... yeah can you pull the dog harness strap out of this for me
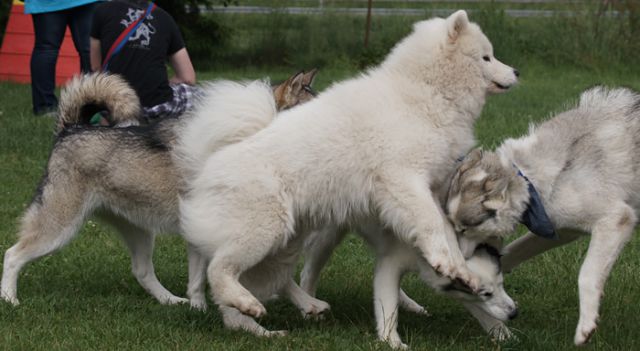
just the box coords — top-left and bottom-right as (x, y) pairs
(516, 169), (558, 240)
(102, 2), (157, 71)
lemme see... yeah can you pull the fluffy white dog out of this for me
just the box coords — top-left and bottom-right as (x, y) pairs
(177, 10), (518, 339)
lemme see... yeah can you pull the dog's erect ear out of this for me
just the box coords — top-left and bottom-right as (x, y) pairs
(302, 68), (318, 86)
(447, 10), (469, 42)
(289, 71), (305, 92)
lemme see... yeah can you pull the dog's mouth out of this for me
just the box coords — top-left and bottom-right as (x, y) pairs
(491, 81), (511, 91)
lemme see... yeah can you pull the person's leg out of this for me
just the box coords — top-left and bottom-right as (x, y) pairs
(67, 3), (97, 73)
(30, 12), (67, 114)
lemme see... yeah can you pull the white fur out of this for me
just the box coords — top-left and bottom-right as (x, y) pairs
(177, 10), (518, 343)
(449, 87), (640, 346)
(176, 80), (278, 180)
(301, 222), (517, 349)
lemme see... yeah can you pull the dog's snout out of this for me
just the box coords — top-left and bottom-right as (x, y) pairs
(513, 69), (520, 77)
(508, 307), (519, 320)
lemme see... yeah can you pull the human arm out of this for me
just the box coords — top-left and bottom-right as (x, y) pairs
(168, 48), (196, 85)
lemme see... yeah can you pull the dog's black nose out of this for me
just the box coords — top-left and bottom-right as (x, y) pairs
(514, 69), (520, 77)
(508, 308), (519, 320)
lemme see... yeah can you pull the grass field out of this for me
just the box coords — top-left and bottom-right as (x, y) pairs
(1, 64), (640, 350)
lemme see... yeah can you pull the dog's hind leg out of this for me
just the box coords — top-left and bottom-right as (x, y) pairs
(300, 224), (347, 296)
(1, 188), (95, 305)
(219, 305), (287, 337)
(398, 289), (428, 316)
(107, 218), (188, 305)
(574, 204), (635, 345)
(501, 230), (582, 272)
(186, 244), (208, 310)
(284, 278), (330, 319)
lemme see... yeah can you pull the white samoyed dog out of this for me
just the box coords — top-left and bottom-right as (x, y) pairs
(176, 10), (519, 343)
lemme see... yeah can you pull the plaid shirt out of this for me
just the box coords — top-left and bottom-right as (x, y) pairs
(143, 83), (202, 120)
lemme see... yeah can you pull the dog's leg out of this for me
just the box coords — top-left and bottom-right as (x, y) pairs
(463, 303), (513, 341)
(186, 244), (208, 310)
(206, 224), (288, 319)
(219, 305), (287, 337)
(574, 205), (635, 345)
(398, 288), (429, 316)
(374, 254), (406, 349)
(284, 278), (330, 319)
(1, 190), (94, 305)
(110, 219), (188, 305)
(300, 224), (347, 296)
(374, 171), (476, 291)
(501, 231), (582, 272)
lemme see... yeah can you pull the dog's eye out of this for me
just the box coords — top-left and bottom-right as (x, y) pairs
(482, 291), (494, 298)
(487, 209), (497, 218)
(482, 55), (490, 62)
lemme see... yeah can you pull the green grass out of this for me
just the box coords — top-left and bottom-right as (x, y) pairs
(1, 65), (640, 350)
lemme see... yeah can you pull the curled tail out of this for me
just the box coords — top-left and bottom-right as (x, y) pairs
(57, 72), (141, 131)
(176, 79), (277, 178)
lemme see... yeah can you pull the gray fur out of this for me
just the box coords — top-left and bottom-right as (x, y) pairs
(1, 71), (318, 308)
(446, 86), (640, 345)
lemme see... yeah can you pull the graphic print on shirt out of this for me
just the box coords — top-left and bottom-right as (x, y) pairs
(121, 8), (156, 47)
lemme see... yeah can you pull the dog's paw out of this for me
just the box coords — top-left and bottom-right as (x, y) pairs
(161, 295), (189, 306)
(384, 338), (408, 350)
(263, 330), (288, 338)
(1, 291), (19, 306)
(574, 318), (598, 345)
(412, 306), (430, 317)
(190, 297), (208, 311)
(429, 256), (479, 292)
(235, 296), (267, 318)
(300, 298), (331, 320)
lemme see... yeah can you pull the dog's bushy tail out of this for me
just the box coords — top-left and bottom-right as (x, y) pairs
(175, 79), (277, 178)
(579, 86), (640, 116)
(57, 72), (141, 131)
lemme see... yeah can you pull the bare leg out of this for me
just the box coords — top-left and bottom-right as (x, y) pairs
(284, 278), (330, 319)
(300, 225), (347, 296)
(574, 205), (635, 345)
(501, 231), (582, 272)
(186, 244), (208, 310)
(373, 255), (406, 349)
(219, 305), (287, 337)
(110, 218), (188, 305)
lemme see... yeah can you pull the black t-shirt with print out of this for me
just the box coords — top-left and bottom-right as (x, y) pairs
(90, 1), (185, 108)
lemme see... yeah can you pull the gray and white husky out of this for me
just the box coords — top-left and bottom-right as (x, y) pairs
(1, 70), (318, 310)
(302, 222), (517, 349)
(445, 86), (640, 345)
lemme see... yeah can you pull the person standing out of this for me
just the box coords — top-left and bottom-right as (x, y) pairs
(90, 0), (197, 121)
(24, 0), (100, 115)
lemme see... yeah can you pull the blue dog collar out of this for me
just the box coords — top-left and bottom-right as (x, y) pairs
(517, 169), (558, 240)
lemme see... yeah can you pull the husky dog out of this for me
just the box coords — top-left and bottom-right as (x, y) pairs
(445, 87), (640, 345)
(0, 70), (318, 308)
(176, 10), (518, 342)
(302, 222), (517, 349)
(57, 70), (318, 128)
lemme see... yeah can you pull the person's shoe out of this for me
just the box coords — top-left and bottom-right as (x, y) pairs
(33, 106), (58, 118)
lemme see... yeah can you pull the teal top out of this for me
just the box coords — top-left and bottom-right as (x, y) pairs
(24, 0), (101, 14)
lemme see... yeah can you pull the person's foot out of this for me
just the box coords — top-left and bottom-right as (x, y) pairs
(33, 106), (57, 118)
